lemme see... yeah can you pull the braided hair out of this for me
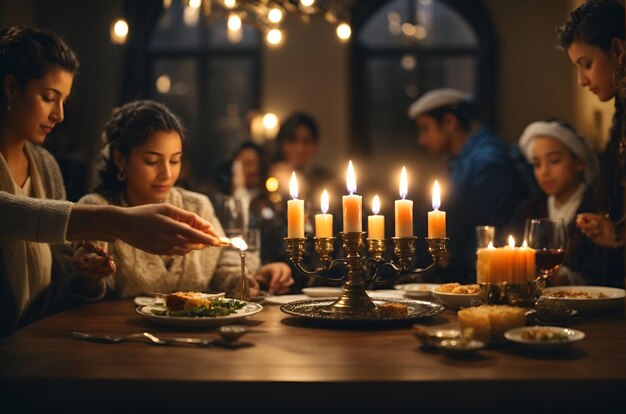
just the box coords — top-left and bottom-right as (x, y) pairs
(94, 100), (187, 199)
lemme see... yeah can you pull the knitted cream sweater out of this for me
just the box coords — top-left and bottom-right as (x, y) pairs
(77, 187), (259, 298)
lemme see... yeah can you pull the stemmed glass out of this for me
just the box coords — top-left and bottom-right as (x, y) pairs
(221, 197), (244, 238)
(523, 218), (568, 283)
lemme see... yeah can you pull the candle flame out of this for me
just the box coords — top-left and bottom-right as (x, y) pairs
(399, 166), (408, 199)
(432, 180), (441, 210)
(230, 237), (248, 251)
(346, 160), (357, 195)
(321, 189), (329, 214)
(289, 171), (298, 199)
(488, 242), (495, 249)
(508, 235), (515, 248)
(522, 240), (528, 248)
(372, 195), (381, 215)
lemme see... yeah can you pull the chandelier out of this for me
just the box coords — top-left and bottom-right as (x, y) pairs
(171, 0), (351, 46)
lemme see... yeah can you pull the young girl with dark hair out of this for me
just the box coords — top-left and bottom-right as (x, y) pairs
(77, 101), (293, 298)
(556, 0), (625, 286)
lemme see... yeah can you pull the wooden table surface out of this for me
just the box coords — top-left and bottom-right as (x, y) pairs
(1, 298), (625, 413)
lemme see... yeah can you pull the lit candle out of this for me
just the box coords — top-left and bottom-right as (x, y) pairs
(521, 240), (536, 282)
(342, 160), (362, 232)
(476, 242), (494, 284)
(287, 172), (305, 238)
(315, 189), (333, 238)
(394, 166), (413, 237)
(427, 180), (446, 238)
(368, 195), (385, 239)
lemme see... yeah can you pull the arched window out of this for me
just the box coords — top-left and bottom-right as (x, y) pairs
(138, 0), (261, 187)
(350, 0), (495, 157)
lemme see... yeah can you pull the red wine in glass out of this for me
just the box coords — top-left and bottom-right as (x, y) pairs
(535, 249), (566, 272)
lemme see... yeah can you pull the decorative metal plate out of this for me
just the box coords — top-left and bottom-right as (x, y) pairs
(280, 298), (445, 325)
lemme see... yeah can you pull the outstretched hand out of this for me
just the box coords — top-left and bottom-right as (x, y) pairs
(253, 262), (294, 295)
(576, 213), (621, 248)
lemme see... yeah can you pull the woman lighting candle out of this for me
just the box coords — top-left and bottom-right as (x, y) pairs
(427, 180), (446, 238)
(287, 172), (305, 238)
(394, 166), (413, 237)
(342, 160), (362, 232)
(315, 189), (333, 238)
(368, 195), (385, 239)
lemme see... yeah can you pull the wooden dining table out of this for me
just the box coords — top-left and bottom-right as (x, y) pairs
(1, 298), (625, 413)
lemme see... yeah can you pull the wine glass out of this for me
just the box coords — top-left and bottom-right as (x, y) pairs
(221, 197), (244, 238)
(523, 218), (568, 283)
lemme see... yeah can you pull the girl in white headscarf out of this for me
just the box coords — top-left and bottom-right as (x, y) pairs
(514, 119), (599, 285)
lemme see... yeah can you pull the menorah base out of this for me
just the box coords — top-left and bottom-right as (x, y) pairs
(321, 283), (377, 315)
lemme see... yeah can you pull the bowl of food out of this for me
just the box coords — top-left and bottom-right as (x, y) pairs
(541, 286), (625, 316)
(431, 283), (482, 310)
(394, 283), (440, 299)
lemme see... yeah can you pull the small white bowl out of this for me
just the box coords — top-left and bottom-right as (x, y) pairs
(394, 283), (440, 299)
(541, 286), (625, 316)
(431, 290), (481, 310)
(505, 326), (585, 350)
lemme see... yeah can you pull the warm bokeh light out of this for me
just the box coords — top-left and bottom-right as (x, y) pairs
(262, 112), (278, 130)
(432, 180), (441, 210)
(227, 14), (242, 31)
(300, 0), (315, 7)
(266, 177), (279, 192)
(336, 23), (351, 41)
(290, 171), (298, 199)
(188, 0), (201, 9)
(346, 161), (357, 195)
(321, 189), (329, 214)
(372, 195), (381, 215)
(268, 7), (284, 24)
(156, 75), (171, 94)
(224, 0), (236, 9)
(399, 167), (408, 199)
(266, 28), (284, 46)
(110, 19), (129, 44)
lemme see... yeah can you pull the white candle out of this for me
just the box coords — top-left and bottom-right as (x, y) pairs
(342, 160), (362, 232)
(287, 172), (305, 238)
(394, 166), (413, 237)
(428, 180), (446, 238)
(368, 195), (385, 239)
(315, 189), (333, 238)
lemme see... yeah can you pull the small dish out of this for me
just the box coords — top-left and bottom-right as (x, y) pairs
(394, 283), (440, 299)
(541, 286), (625, 316)
(413, 325), (462, 348)
(136, 299), (263, 327)
(431, 290), (482, 310)
(249, 290), (269, 303)
(436, 338), (485, 357)
(302, 287), (343, 298)
(504, 326), (585, 351)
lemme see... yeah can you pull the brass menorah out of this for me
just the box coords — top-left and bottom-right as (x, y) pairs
(285, 233), (448, 315)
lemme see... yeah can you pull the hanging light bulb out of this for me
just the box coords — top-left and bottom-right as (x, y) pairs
(336, 22), (351, 41)
(110, 19), (129, 44)
(267, 7), (284, 24)
(227, 14), (242, 31)
(266, 28), (284, 47)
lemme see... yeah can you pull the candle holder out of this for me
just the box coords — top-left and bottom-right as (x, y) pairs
(479, 281), (539, 308)
(284, 232), (449, 318)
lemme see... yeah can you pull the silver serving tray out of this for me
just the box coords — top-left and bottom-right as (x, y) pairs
(280, 297), (445, 324)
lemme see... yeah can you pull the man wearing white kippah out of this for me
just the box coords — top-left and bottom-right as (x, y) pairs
(408, 88), (534, 283)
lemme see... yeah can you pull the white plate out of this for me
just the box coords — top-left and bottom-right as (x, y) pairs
(264, 294), (309, 305)
(136, 299), (262, 327)
(133, 292), (225, 307)
(394, 283), (440, 299)
(541, 286), (625, 316)
(431, 290), (481, 310)
(366, 289), (406, 300)
(505, 326), (585, 350)
(302, 287), (343, 298)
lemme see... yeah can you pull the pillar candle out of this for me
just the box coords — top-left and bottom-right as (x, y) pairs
(368, 195), (385, 239)
(287, 172), (305, 238)
(343, 160), (362, 232)
(315, 189), (333, 238)
(427, 180), (446, 238)
(395, 166), (413, 237)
